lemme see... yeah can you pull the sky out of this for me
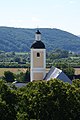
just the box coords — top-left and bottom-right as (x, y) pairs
(0, 0), (80, 35)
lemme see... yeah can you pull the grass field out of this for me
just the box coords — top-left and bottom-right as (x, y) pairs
(0, 68), (79, 77)
(0, 68), (27, 76)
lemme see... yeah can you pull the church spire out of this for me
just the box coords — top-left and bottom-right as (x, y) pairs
(30, 30), (46, 81)
(35, 30), (41, 41)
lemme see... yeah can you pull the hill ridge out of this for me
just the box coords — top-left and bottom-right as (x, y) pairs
(0, 26), (80, 53)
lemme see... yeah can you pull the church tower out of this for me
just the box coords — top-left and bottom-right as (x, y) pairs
(30, 30), (46, 82)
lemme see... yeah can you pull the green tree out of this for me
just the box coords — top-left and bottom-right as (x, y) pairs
(4, 71), (15, 82)
(14, 57), (21, 63)
(63, 67), (75, 79)
(0, 78), (80, 120)
(0, 80), (18, 120)
(15, 70), (30, 83)
(72, 79), (80, 88)
(18, 79), (80, 120)
(23, 70), (30, 82)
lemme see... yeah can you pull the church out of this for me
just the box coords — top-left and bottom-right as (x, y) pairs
(14, 30), (72, 87)
(30, 30), (72, 84)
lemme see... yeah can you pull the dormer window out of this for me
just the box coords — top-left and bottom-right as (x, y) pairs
(37, 52), (40, 57)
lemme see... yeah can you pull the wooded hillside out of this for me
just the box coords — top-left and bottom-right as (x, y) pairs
(0, 27), (80, 53)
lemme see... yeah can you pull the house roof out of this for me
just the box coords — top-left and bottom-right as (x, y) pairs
(13, 83), (27, 88)
(44, 66), (72, 84)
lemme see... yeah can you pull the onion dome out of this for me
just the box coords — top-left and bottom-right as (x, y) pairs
(31, 41), (45, 49)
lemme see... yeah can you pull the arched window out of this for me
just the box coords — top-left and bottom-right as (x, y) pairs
(37, 52), (40, 57)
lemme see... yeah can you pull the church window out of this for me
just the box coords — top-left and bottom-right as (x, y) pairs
(37, 52), (40, 57)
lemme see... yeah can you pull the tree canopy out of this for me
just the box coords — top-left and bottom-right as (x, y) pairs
(18, 79), (80, 120)
(0, 79), (80, 120)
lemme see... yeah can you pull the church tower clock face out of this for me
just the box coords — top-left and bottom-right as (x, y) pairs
(30, 30), (46, 81)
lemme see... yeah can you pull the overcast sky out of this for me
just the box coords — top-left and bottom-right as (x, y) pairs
(0, 0), (80, 35)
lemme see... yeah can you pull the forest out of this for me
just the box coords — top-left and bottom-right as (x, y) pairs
(0, 27), (80, 53)
(0, 79), (80, 120)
